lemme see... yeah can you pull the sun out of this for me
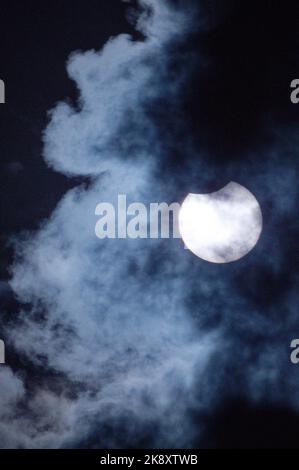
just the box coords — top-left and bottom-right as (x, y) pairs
(178, 182), (263, 264)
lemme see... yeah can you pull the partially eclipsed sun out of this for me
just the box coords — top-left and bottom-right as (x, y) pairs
(178, 182), (263, 264)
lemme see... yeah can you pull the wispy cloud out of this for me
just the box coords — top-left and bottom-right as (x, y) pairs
(2, 0), (299, 449)
(3, 0), (216, 449)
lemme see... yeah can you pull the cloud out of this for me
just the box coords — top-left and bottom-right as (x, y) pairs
(3, 0), (217, 449)
(2, 0), (299, 449)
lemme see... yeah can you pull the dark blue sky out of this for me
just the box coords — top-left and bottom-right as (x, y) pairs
(1, 0), (299, 449)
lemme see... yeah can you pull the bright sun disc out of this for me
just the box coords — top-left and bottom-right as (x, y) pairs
(178, 182), (263, 263)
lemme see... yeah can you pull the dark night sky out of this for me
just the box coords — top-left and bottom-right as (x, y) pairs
(0, 0), (134, 277)
(1, 0), (299, 449)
